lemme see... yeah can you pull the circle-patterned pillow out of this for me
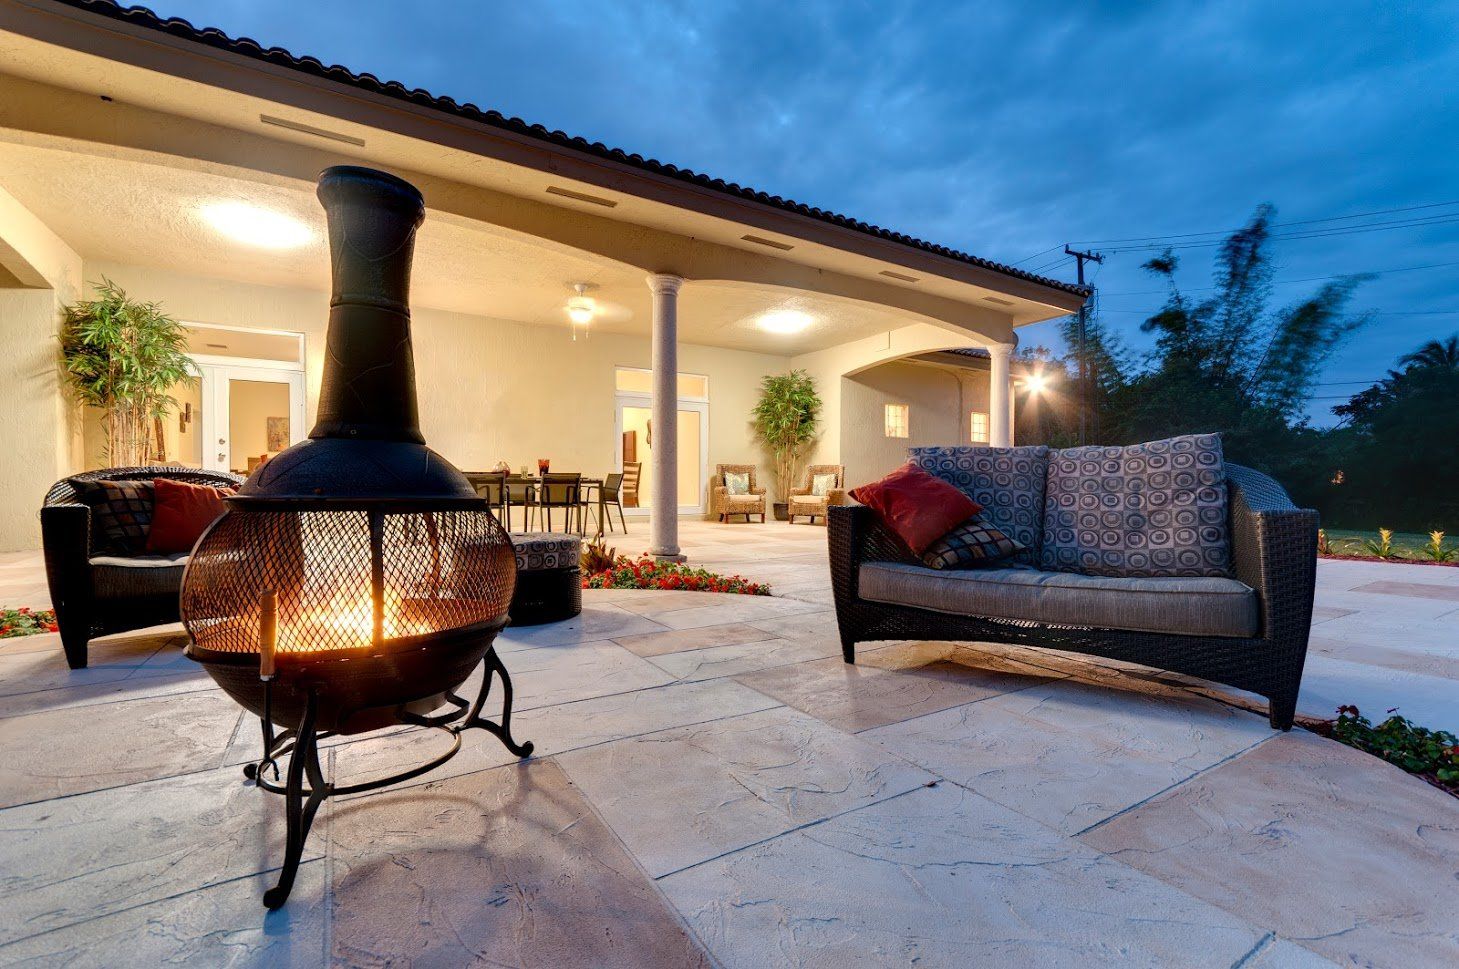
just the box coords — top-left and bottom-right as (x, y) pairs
(909, 445), (1050, 564)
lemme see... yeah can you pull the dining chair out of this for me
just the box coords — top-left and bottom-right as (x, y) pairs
(506, 475), (535, 532)
(584, 471), (627, 534)
(621, 461), (642, 509)
(465, 470), (509, 526)
(534, 472), (583, 534)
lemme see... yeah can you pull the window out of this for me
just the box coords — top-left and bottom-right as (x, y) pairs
(614, 367), (708, 400)
(884, 403), (909, 438)
(970, 411), (990, 443)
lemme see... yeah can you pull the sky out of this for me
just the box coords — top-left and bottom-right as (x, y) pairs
(154, 0), (1459, 425)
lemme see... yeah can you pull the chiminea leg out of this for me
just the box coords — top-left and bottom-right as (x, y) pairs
(462, 647), (534, 759)
(264, 691), (329, 909)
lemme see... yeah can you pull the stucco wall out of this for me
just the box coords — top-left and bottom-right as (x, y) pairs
(80, 261), (789, 517)
(839, 360), (990, 489)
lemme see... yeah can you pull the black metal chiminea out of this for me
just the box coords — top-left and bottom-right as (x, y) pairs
(181, 166), (532, 910)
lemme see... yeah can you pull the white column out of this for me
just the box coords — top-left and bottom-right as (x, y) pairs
(647, 274), (686, 562)
(988, 342), (1014, 447)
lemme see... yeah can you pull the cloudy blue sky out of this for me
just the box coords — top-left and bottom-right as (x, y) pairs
(156, 0), (1459, 425)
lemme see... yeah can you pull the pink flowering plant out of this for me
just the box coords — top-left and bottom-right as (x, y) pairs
(582, 554), (770, 596)
(0, 606), (59, 638)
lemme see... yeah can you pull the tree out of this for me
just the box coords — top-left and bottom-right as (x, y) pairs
(1398, 335), (1459, 371)
(751, 370), (821, 505)
(61, 278), (196, 466)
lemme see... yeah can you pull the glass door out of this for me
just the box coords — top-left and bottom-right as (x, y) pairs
(614, 396), (708, 515)
(198, 365), (307, 476)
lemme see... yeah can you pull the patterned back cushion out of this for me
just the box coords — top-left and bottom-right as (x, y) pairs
(810, 472), (839, 497)
(69, 478), (156, 555)
(724, 471), (751, 495)
(1041, 433), (1231, 578)
(909, 446), (1050, 562)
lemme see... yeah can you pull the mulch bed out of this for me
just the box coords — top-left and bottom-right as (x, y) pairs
(1319, 554), (1458, 567)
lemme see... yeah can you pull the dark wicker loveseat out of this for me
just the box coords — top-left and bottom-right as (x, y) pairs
(829, 463), (1318, 730)
(42, 467), (243, 669)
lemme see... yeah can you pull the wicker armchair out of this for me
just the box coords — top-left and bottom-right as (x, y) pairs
(710, 464), (766, 523)
(829, 463), (1317, 731)
(42, 467), (243, 669)
(787, 464), (847, 525)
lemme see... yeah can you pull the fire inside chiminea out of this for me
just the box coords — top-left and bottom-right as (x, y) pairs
(181, 166), (533, 910)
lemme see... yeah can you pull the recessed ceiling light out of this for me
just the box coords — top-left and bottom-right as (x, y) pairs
(200, 201), (313, 249)
(758, 310), (812, 335)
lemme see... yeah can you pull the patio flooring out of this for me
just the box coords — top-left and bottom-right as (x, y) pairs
(1, 521), (1456, 966)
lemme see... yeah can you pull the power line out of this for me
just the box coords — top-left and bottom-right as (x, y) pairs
(1099, 213), (1459, 254)
(1067, 199), (1459, 247)
(1097, 259), (1459, 298)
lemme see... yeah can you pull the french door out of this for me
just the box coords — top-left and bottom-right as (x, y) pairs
(613, 394), (709, 516)
(197, 364), (307, 476)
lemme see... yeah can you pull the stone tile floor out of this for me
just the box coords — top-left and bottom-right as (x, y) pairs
(0, 522), (1456, 966)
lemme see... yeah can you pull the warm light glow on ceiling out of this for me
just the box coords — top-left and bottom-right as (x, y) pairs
(757, 310), (813, 335)
(200, 201), (313, 249)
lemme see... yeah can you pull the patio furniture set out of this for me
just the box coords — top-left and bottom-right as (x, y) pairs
(710, 462), (849, 524)
(464, 465), (638, 536)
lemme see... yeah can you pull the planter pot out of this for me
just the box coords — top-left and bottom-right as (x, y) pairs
(773, 502), (789, 522)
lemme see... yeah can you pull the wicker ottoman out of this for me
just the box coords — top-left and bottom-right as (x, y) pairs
(509, 532), (582, 626)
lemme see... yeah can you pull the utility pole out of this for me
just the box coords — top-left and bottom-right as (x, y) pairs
(1065, 246), (1104, 445)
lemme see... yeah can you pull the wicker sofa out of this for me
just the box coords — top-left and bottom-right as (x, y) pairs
(42, 467), (243, 669)
(829, 462), (1318, 730)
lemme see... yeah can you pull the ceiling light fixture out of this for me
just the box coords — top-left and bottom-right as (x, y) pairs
(566, 282), (596, 340)
(757, 310), (812, 335)
(201, 201), (313, 249)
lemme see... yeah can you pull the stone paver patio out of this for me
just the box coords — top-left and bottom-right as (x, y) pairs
(1, 521), (1456, 966)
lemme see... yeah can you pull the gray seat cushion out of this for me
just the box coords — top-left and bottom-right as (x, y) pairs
(89, 553), (190, 600)
(859, 561), (1258, 638)
(909, 445), (1049, 563)
(1041, 433), (1231, 578)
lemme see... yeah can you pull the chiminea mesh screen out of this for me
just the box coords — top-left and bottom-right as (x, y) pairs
(183, 507), (515, 657)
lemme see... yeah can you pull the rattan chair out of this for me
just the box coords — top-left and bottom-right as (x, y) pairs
(42, 466), (244, 669)
(788, 464), (847, 525)
(829, 463), (1317, 730)
(710, 464), (766, 523)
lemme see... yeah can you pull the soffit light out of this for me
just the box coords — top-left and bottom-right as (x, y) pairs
(758, 310), (812, 335)
(1025, 371), (1052, 394)
(201, 200), (313, 249)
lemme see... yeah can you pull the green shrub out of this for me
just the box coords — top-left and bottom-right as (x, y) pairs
(1326, 705), (1459, 795)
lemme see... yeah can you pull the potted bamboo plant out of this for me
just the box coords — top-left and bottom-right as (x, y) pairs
(751, 369), (821, 520)
(60, 278), (196, 467)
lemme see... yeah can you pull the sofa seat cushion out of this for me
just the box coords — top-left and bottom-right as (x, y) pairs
(909, 446), (1049, 564)
(89, 553), (190, 600)
(858, 561), (1258, 638)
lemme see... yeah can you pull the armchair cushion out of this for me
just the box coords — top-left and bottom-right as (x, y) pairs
(724, 471), (751, 495)
(68, 478), (155, 555)
(849, 462), (982, 556)
(810, 472), (839, 497)
(1041, 433), (1231, 578)
(145, 477), (235, 554)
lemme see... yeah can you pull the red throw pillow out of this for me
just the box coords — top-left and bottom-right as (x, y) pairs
(849, 463), (983, 556)
(145, 478), (235, 554)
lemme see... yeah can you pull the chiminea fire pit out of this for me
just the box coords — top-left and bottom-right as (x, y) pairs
(182, 166), (532, 909)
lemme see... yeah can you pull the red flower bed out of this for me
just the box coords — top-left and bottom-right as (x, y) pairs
(583, 556), (770, 595)
(0, 606), (59, 638)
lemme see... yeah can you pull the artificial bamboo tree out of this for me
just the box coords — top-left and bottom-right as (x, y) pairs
(751, 369), (821, 517)
(60, 278), (196, 466)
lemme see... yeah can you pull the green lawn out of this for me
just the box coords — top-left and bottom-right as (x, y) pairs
(1322, 527), (1457, 561)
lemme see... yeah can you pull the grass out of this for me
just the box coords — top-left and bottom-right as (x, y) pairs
(1322, 528), (1456, 561)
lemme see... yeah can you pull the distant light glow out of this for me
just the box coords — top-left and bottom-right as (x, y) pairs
(758, 310), (813, 335)
(200, 201), (312, 249)
(1025, 372), (1051, 394)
